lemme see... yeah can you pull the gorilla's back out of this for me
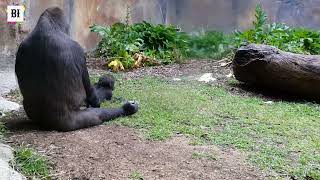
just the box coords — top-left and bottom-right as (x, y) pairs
(15, 28), (86, 119)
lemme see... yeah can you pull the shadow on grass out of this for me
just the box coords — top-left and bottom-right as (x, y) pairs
(230, 82), (319, 104)
(1, 112), (43, 132)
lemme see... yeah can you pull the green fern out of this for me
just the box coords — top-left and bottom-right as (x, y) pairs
(253, 4), (268, 29)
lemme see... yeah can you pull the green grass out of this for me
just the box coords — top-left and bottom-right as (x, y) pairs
(191, 152), (217, 161)
(13, 147), (50, 179)
(102, 77), (320, 179)
(0, 121), (7, 139)
(0, 109), (50, 178)
(187, 31), (232, 59)
(129, 170), (144, 180)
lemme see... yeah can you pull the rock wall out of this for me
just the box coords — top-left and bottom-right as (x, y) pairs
(1, 0), (320, 57)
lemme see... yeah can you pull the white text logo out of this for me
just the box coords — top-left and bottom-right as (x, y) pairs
(7, 5), (25, 23)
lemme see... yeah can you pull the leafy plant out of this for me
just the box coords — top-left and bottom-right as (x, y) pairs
(90, 21), (188, 70)
(134, 22), (189, 63)
(253, 4), (267, 30)
(90, 23), (141, 70)
(91, 4), (320, 69)
(234, 4), (320, 55)
(187, 31), (232, 59)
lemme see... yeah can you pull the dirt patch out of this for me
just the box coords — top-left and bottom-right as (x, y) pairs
(122, 59), (233, 82)
(88, 58), (237, 90)
(87, 57), (232, 78)
(7, 124), (267, 180)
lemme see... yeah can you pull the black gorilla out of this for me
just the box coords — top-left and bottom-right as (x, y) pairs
(93, 76), (115, 104)
(15, 7), (138, 131)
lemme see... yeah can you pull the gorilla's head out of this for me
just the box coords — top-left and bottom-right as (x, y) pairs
(96, 76), (115, 100)
(39, 7), (70, 34)
(96, 76), (115, 90)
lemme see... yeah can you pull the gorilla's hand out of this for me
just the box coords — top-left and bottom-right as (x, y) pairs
(122, 101), (139, 116)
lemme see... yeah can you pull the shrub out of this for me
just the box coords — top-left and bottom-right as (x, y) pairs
(91, 4), (320, 70)
(90, 21), (189, 71)
(234, 5), (320, 55)
(187, 31), (232, 59)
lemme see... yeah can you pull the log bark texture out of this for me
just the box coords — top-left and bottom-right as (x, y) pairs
(232, 44), (320, 99)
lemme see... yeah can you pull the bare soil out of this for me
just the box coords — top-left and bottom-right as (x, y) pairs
(3, 59), (270, 179)
(88, 58), (233, 83)
(7, 124), (267, 180)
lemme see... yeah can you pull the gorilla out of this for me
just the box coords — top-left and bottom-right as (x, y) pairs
(15, 7), (138, 131)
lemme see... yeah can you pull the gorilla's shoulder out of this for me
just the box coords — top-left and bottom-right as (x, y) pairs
(47, 33), (84, 53)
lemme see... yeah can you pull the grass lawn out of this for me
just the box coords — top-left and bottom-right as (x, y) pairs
(102, 77), (320, 180)
(0, 118), (50, 179)
(0, 114), (50, 179)
(13, 147), (50, 179)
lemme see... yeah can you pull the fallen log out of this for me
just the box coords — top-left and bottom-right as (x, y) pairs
(232, 44), (320, 99)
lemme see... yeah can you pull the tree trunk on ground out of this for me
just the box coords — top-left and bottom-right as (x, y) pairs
(232, 43), (320, 99)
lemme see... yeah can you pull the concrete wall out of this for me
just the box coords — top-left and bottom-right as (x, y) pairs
(0, 0), (18, 57)
(172, 0), (320, 32)
(0, 0), (166, 56)
(1, 0), (320, 57)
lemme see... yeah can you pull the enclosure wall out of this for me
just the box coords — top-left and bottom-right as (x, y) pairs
(1, 0), (320, 57)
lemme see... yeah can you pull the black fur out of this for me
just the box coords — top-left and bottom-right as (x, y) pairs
(15, 7), (138, 131)
(94, 76), (114, 101)
(85, 76), (114, 108)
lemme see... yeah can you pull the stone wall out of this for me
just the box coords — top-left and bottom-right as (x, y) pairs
(1, 0), (320, 57)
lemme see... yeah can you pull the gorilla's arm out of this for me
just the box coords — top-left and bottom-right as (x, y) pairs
(60, 101), (138, 131)
(82, 67), (100, 108)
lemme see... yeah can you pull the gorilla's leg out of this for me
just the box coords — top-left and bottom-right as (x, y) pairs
(57, 102), (138, 131)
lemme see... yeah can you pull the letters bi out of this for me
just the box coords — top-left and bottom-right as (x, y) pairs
(11, 9), (20, 18)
